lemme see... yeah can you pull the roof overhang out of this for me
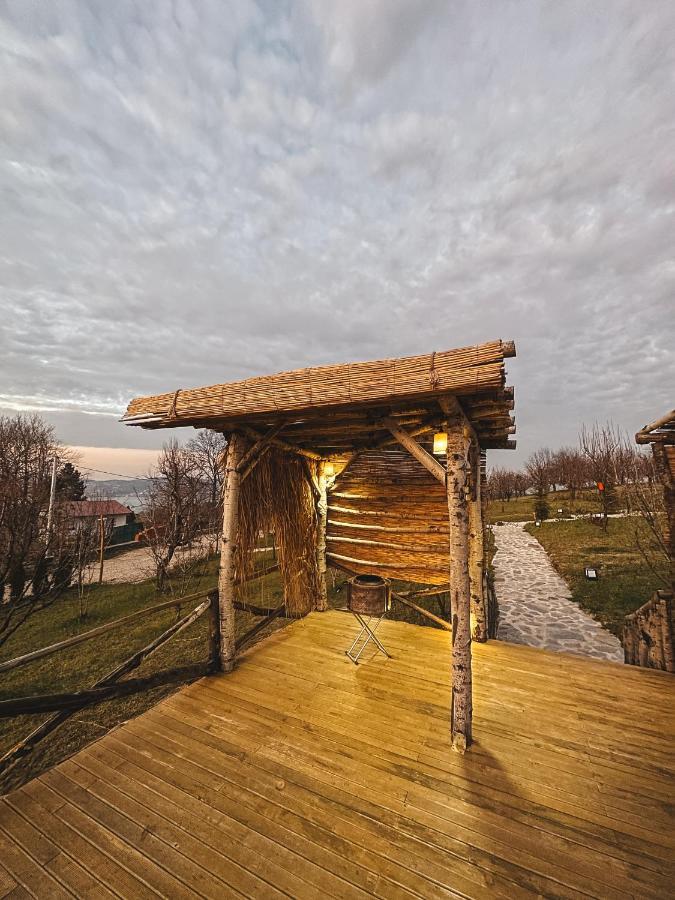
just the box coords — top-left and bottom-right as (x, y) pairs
(122, 339), (517, 455)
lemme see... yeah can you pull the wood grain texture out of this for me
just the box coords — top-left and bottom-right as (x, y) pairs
(1, 611), (673, 899)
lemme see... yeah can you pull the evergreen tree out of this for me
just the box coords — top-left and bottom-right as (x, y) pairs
(56, 461), (87, 500)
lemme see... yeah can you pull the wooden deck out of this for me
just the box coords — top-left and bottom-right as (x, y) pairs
(0, 611), (673, 899)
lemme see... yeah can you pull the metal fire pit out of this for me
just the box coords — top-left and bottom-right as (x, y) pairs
(345, 574), (391, 664)
(348, 574), (390, 616)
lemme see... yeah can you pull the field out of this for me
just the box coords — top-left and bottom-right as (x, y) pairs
(524, 515), (668, 636)
(0, 552), (280, 794)
(487, 487), (624, 523)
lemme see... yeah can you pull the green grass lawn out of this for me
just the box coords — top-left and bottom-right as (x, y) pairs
(524, 516), (668, 637)
(487, 487), (629, 524)
(0, 549), (280, 794)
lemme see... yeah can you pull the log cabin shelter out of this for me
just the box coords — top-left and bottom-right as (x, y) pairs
(123, 338), (517, 751)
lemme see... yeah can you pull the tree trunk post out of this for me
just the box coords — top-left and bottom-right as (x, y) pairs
(446, 421), (473, 753)
(468, 442), (487, 642)
(218, 433), (244, 672)
(207, 589), (221, 672)
(316, 462), (329, 611)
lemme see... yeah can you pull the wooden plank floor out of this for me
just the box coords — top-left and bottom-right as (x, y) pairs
(0, 610), (673, 899)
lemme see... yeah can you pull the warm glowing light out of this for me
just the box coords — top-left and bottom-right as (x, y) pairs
(324, 462), (335, 477)
(432, 432), (447, 455)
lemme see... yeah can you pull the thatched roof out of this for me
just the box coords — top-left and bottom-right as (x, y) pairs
(122, 339), (516, 453)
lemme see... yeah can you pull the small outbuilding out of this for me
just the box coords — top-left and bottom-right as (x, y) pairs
(123, 339), (517, 750)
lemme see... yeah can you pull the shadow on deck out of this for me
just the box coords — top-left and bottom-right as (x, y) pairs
(0, 610), (673, 898)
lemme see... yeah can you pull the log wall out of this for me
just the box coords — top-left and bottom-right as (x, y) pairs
(654, 444), (675, 592)
(622, 591), (674, 672)
(327, 448), (451, 585)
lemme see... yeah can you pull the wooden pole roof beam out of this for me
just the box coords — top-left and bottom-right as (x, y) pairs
(636, 409), (675, 444)
(384, 418), (446, 485)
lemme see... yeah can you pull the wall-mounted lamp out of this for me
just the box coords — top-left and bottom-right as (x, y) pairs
(432, 432), (448, 455)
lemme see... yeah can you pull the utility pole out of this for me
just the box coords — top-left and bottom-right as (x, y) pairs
(46, 455), (58, 538)
(98, 514), (105, 584)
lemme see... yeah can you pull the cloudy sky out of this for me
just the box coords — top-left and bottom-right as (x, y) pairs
(1, 0), (673, 477)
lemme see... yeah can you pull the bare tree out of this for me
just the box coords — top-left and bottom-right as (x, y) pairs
(143, 441), (209, 592)
(626, 451), (671, 589)
(551, 447), (590, 499)
(579, 422), (623, 529)
(525, 448), (554, 496)
(0, 414), (86, 647)
(186, 430), (227, 509)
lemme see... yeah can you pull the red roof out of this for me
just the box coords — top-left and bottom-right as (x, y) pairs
(62, 500), (132, 518)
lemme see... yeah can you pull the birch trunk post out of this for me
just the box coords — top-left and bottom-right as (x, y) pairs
(446, 421), (473, 752)
(468, 442), (487, 642)
(218, 433), (244, 672)
(316, 462), (329, 611)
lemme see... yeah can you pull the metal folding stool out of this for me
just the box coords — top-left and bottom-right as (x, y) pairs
(344, 574), (392, 665)
(345, 611), (391, 664)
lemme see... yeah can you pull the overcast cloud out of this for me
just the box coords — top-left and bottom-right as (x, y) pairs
(1, 0), (673, 470)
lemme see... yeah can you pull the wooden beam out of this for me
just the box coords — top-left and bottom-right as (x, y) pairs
(384, 418), (446, 484)
(236, 423), (284, 474)
(0, 592), (211, 675)
(635, 408), (675, 442)
(240, 426), (322, 460)
(446, 420), (473, 752)
(240, 443), (270, 482)
(235, 605), (285, 652)
(323, 419), (440, 479)
(391, 590), (452, 632)
(218, 432), (244, 672)
(0, 597), (210, 776)
(316, 462), (329, 611)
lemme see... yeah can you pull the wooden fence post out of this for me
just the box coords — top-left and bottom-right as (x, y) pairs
(316, 462), (329, 611)
(446, 421), (473, 753)
(218, 433), (244, 672)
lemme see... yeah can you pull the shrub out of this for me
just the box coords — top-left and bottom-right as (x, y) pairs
(534, 497), (550, 521)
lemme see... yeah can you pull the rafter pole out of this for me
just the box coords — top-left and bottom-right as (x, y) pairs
(236, 423), (285, 475)
(240, 426), (322, 461)
(384, 418), (446, 485)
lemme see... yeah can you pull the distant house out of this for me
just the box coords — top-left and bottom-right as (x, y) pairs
(63, 499), (134, 529)
(62, 499), (139, 545)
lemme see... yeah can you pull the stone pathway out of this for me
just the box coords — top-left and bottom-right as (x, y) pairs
(492, 522), (623, 662)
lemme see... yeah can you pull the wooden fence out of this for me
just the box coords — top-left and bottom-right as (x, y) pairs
(622, 591), (674, 672)
(0, 581), (284, 781)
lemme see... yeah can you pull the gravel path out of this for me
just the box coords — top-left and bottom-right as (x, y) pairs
(89, 535), (218, 585)
(492, 522), (623, 662)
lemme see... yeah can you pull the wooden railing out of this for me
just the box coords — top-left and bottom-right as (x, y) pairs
(622, 591), (674, 672)
(0, 578), (286, 781)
